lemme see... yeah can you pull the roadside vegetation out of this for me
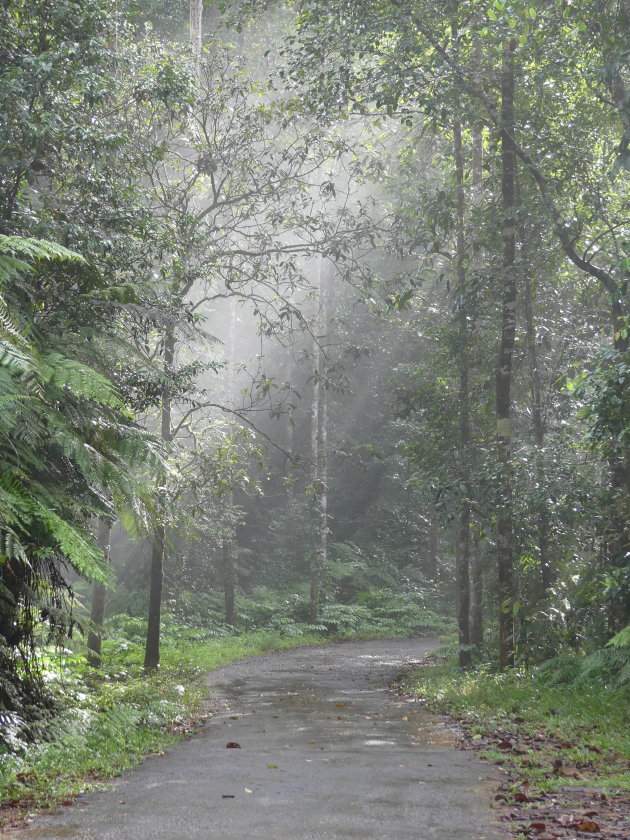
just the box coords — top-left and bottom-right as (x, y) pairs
(401, 638), (630, 838)
(404, 644), (630, 793)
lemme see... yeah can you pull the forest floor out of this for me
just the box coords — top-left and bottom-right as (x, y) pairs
(399, 656), (630, 840)
(2, 638), (503, 840)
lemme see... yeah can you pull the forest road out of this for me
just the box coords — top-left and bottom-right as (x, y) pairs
(12, 638), (504, 840)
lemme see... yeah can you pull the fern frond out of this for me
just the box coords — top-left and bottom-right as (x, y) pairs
(607, 625), (630, 648)
(41, 353), (125, 409)
(0, 234), (84, 264)
(37, 508), (113, 585)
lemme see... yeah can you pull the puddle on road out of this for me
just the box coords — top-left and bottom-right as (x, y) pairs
(214, 675), (460, 752)
(403, 709), (459, 747)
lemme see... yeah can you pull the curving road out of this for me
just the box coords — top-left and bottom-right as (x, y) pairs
(11, 638), (502, 840)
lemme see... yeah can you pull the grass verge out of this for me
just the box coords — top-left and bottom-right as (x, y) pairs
(400, 656), (630, 793)
(399, 655), (630, 839)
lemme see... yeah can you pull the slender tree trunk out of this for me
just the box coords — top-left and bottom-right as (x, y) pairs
(453, 110), (471, 668)
(87, 519), (111, 667)
(222, 536), (236, 626)
(144, 524), (164, 669)
(469, 529), (484, 646)
(523, 270), (552, 592)
(222, 295), (237, 627)
(496, 40), (517, 669)
(469, 57), (485, 649)
(309, 260), (328, 623)
(427, 515), (438, 581)
(144, 333), (174, 669)
(145, 0), (207, 670)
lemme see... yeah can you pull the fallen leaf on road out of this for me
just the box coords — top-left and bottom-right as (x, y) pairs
(267, 764), (278, 769)
(226, 742), (241, 749)
(575, 820), (599, 832)
(529, 822), (546, 832)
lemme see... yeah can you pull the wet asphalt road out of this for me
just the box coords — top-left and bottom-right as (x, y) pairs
(10, 638), (502, 840)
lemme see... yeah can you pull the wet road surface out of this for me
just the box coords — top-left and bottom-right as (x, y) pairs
(11, 638), (503, 840)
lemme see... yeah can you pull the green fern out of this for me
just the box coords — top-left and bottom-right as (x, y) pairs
(580, 646), (630, 684)
(0, 235), (83, 284)
(41, 353), (125, 409)
(608, 625), (630, 648)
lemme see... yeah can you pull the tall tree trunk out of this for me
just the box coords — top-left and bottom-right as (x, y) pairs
(222, 295), (237, 627)
(222, 535), (236, 626)
(496, 40), (517, 669)
(469, 59), (485, 648)
(469, 530), (484, 646)
(523, 270), (552, 592)
(190, 0), (203, 63)
(145, 0), (207, 670)
(87, 519), (111, 667)
(144, 523), (165, 669)
(309, 260), (328, 623)
(427, 514), (439, 581)
(144, 333), (174, 669)
(453, 109), (471, 668)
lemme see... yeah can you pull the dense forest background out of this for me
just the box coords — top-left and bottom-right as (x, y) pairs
(1, 0), (629, 794)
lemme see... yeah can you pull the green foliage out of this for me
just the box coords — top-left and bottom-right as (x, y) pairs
(0, 234), (166, 712)
(538, 629), (630, 686)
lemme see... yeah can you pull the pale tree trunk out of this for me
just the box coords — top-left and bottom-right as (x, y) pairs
(190, 0), (203, 64)
(309, 260), (329, 623)
(496, 40), (517, 669)
(285, 353), (298, 541)
(87, 519), (111, 667)
(222, 295), (237, 627)
(453, 110), (471, 668)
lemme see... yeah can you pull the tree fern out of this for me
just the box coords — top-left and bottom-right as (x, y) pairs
(0, 235), (166, 715)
